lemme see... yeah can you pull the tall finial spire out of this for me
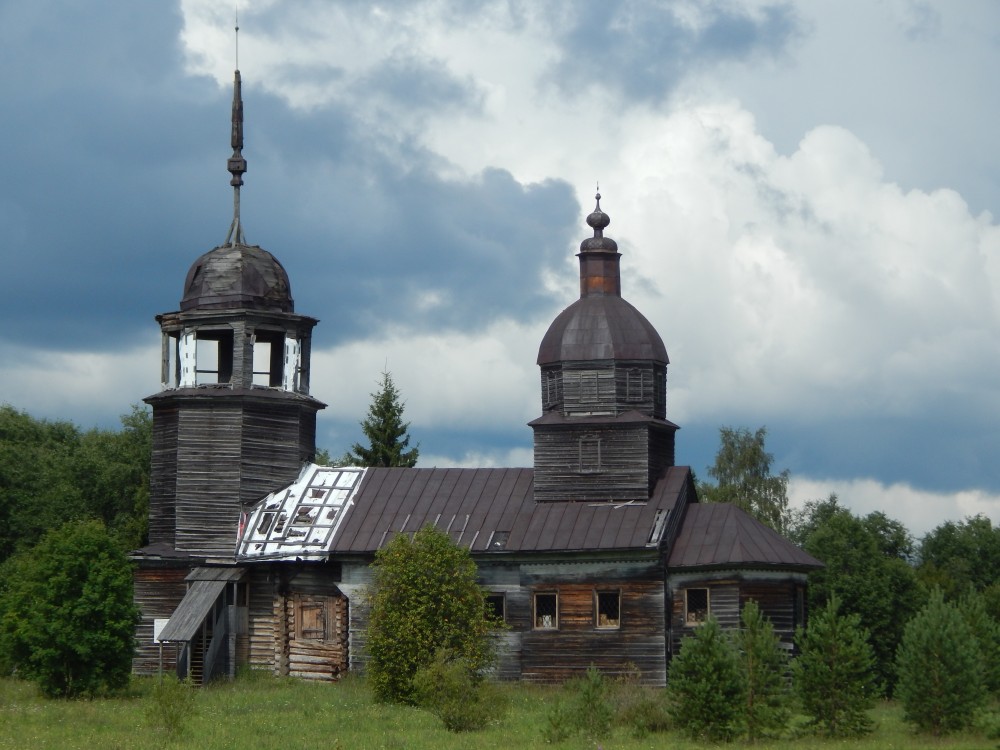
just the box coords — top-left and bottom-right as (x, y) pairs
(225, 16), (247, 246)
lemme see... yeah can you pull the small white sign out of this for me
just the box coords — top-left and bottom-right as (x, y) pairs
(153, 618), (170, 644)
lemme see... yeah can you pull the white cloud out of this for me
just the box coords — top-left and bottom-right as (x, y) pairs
(0, 340), (157, 428)
(789, 476), (1000, 539)
(311, 317), (545, 429)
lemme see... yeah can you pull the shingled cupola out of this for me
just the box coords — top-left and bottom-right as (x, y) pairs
(530, 193), (677, 503)
(143, 68), (325, 557)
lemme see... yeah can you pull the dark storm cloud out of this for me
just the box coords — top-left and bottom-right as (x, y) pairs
(545, 0), (801, 101)
(0, 0), (576, 355)
(0, 1), (230, 349)
(241, 89), (578, 345)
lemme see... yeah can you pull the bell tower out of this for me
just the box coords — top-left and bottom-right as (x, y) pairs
(144, 67), (325, 557)
(531, 193), (676, 502)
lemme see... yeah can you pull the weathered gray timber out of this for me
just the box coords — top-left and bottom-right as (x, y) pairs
(132, 558), (189, 675)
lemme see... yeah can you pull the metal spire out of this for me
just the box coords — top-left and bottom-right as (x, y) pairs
(225, 17), (247, 246)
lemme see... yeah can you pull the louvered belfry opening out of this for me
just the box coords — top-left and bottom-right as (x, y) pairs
(532, 193), (676, 503)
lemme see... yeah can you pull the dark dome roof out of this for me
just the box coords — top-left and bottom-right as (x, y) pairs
(180, 243), (293, 312)
(537, 296), (668, 365)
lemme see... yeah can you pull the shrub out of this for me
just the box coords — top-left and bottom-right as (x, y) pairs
(412, 649), (505, 732)
(365, 525), (498, 704)
(793, 595), (875, 737)
(734, 600), (790, 740)
(145, 675), (197, 737)
(895, 588), (986, 735)
(542, 666), (614, 742)
(612, 680), (671, 739)
(667, 616), (744, 741)
(0, 519), (139, 698)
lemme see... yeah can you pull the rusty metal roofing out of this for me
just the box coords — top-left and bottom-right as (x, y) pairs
(236, 464), (694, 560)
(668, 503), (823, 571)
(537, 296), (668, 365)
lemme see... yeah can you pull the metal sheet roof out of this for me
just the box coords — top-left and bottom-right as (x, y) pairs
(667, 503), (823, 571)
(157, 579), (227, 643)
(236, 464), (693, 559)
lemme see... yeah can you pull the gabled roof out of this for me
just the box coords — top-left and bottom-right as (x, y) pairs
(668, 503), (822, 571)
(236, 464), (694, 561)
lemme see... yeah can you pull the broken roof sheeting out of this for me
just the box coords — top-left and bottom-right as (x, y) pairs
(668, 503), (823, 571)
(236, 463), (692, 560)
(236, 464), (365, 561)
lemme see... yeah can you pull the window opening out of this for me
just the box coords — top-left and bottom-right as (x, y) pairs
(194, 329), (234, 384)
(252, 330), (285, 387)
(534, 592), (558, 629)
(595, 591), (620, 629)
(256, 512), (275, 536)
(485, 594), (506, 623)
(685, 588), (709, 625)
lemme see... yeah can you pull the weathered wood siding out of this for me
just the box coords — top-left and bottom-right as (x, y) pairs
(148, 406), (179, 547)
(240, 404), (315, 504)
(533, 425), (655, 502)
(174, 402), (242, 555)
(132, 563), (190, 675)
(667, 572), (810, 655)
(513, 561), (666, 685)
(148, 396), (318, 557)
(247, 566), (278, 671)
(246, 563), (349, 680)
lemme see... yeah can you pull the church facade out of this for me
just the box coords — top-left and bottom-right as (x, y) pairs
(131, 70), (821, 685)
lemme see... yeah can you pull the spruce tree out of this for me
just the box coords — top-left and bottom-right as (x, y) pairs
(667, 616), (744, 741)
(734, 600), (790, 740)
(793, 595), (875, 737)
(346, 370), (419, 467)
(895, 588), (986, 735)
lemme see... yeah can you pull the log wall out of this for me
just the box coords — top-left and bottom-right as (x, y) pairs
(132, 563), (190, 675)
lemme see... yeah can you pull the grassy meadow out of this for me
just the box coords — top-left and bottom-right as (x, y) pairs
(0, 671), (996, 750)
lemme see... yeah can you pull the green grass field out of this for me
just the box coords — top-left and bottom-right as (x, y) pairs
(0, 672), (996, 750)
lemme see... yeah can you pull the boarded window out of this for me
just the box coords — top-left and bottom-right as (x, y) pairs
(534, 592), (558, 630)
(626, 368), (650, 401)
(485, 594), (506, 623)
(595, 590), (620, 629)
(294, 595), (339, 641)
(685, 588), (709, 625)
(578, 436), (602, 473)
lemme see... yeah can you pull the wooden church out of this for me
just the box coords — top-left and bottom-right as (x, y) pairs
(131, 68), (821, 685)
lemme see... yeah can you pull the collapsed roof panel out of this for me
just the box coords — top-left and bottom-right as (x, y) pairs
(236, 464), (366, 561)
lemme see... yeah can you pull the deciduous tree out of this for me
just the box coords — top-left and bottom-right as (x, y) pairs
(792, 495), (922, 695)
(0, 519), (139, 697)
(698, 426), (790, 533)
(365, 525), (495, 704)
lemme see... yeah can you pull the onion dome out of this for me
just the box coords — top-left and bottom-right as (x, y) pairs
(538, 192), (667, 365)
